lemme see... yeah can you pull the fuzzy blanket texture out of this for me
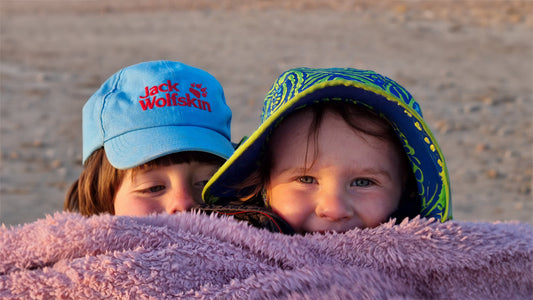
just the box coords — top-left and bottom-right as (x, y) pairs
(1, 212), (532, 299)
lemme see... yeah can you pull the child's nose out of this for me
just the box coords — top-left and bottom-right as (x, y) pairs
(315, 187), (354, 221)
(166, 185), (196, 214)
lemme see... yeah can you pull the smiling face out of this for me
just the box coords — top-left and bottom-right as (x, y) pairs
(114, 154), (222, 216)
(266, 108), (405, 233)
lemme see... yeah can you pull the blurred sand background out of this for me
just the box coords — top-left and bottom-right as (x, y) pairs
(1, 0), (532, 226)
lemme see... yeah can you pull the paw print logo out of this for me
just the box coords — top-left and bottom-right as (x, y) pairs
(189, 83), (207, 98)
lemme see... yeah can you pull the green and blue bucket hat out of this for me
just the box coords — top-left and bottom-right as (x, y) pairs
(204, 67), (451, 222)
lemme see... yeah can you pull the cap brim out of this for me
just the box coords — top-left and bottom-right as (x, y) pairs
(105, 125), (234, 169)
(204, 80), (451, 220)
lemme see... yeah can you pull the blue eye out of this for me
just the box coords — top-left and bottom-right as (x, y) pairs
(352, 179), (372, 187)
(298, 176), (315, 184)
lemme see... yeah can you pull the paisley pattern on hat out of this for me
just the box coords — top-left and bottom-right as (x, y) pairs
(262, 68), (422, 122)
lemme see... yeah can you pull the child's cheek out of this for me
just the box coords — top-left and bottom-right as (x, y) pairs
(269, 190), (312, 232)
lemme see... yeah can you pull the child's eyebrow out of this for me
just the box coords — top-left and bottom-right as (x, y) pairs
(355, 167), (393, 181)
(129, 166), (161, 182)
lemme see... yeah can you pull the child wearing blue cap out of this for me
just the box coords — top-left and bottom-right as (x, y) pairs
(64, 60), (294, 234)
(64, 60), (235, 216)
(203, 67), (452, 234)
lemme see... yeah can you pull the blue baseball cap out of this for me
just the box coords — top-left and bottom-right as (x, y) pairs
(204, 67), (451, 222)
(83, 60), (234, 169)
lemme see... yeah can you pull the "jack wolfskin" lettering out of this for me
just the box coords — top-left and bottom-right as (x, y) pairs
(138, 82), (212, 112)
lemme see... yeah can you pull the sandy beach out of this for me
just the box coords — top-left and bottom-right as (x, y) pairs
(1, 0), (532, 226)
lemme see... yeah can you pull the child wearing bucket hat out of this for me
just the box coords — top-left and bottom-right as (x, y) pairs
(64, 60), (235, 216)
(203, 67), (452, 234)
(64, 60), (294, 234)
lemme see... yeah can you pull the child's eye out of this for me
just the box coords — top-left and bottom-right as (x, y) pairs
(141, 185), (165, 193)
(193, 180), (209, 189)
(298, 176), (316, 184)
(351, 178), (373, 187)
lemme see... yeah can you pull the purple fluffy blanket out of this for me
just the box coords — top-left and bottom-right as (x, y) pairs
(1, 212), (532, 299)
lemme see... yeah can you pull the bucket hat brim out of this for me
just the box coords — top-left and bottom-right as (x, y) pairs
(105, 125), (235, 169)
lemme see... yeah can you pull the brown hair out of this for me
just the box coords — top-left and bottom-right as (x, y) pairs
(64, 149), (225, 216)
(236, 102), (419, 219)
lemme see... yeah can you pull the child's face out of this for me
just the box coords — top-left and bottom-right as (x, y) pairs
(267, 110), (404, 234)
(114, 161), (220, 216)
